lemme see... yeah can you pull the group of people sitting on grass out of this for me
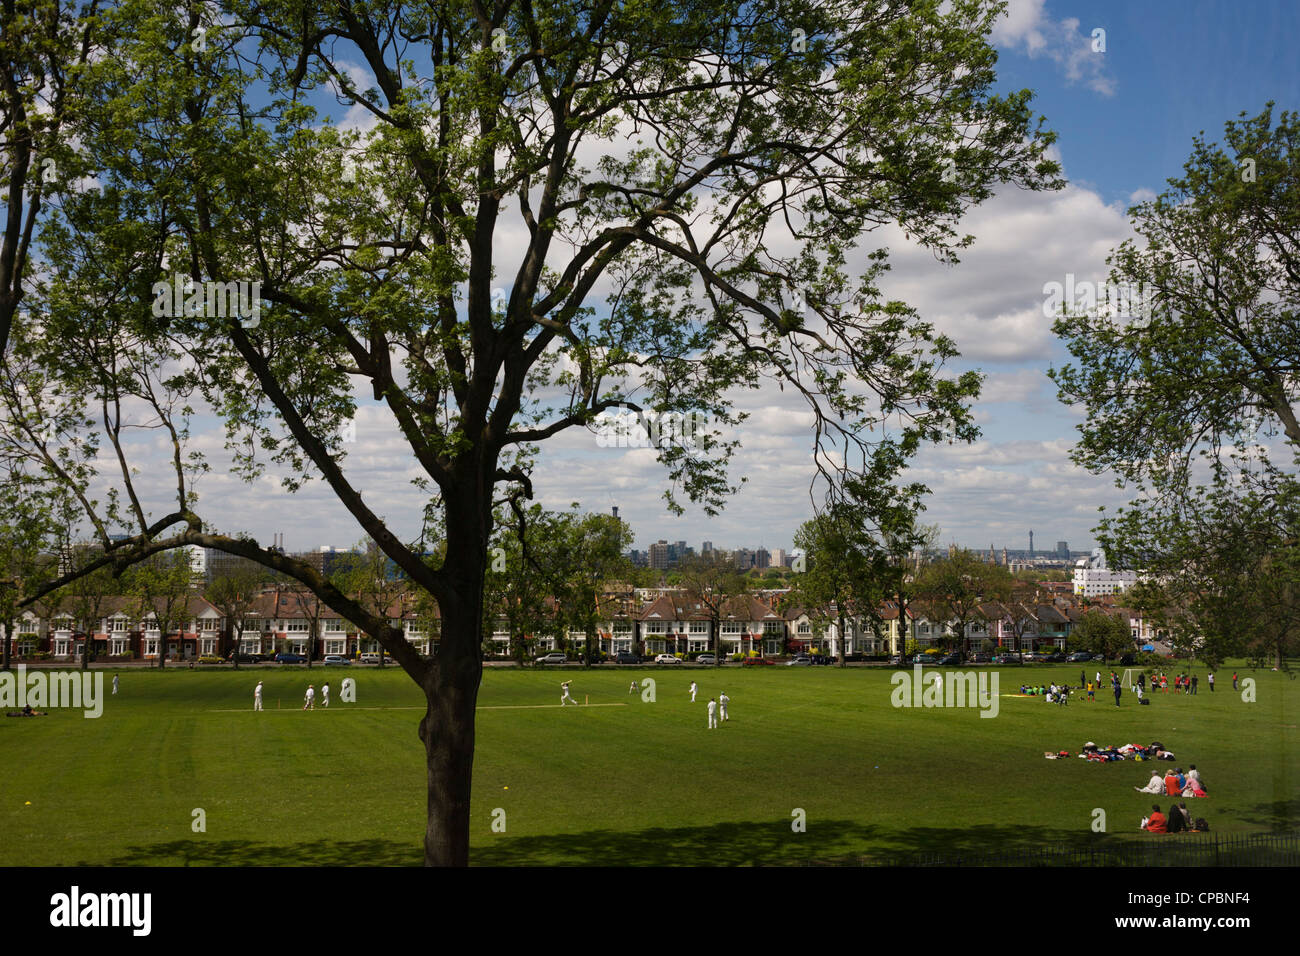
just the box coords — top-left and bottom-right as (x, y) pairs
(1134, 765), (1207, 798)
(1142, 803), (1209, 834)
(1020, 682), (1071, 704)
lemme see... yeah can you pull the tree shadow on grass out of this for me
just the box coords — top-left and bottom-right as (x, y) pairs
(1234, 797), (1299, 830)
(89, 820), (1281, 867)
(471, 820), (1100, 866)
(87, 839), (420, 867)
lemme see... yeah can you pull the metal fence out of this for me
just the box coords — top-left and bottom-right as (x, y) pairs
(894, 832), (1300, 867)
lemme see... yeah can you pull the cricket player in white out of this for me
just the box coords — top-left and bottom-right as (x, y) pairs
(689, 681), (697, 702)
(719, 692), (729, 721)
(112, 674), (119, 695)
(561, 681), (577, 706)
(707, 698), (718, 729)
(254, 680), (263, 711)
(322, 682), (330, 708)
(629, 681), (637, 695)
(304, 684), (315, 710)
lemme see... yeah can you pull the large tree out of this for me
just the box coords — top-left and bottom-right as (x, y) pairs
(1051, 107), (1299, 644)
(793, 504), (889, 666)
(122, 550), (196, 666)
(206, 561), (271, 668)
(915, 547), (1010, 654)
(5, 0), (1060, 865)
(550, 508), (632, 666)
(678, 552), (748, 664)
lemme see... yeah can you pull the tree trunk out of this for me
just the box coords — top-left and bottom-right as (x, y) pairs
(419, 596), (483, 866)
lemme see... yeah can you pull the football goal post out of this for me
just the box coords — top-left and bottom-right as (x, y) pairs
(1121, 668), (1137, 691)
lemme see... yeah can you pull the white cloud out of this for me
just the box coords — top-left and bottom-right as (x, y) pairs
(992, 0), (1116, 96)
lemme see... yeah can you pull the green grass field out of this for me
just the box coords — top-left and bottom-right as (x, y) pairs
(1, 664), (1295, 865)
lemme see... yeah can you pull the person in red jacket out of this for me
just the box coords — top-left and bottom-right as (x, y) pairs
(1164, 771), (1180, 795)
(1143, 806), (1168, 833)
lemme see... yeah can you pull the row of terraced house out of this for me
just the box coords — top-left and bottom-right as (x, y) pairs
(1, 584), (1165, 662)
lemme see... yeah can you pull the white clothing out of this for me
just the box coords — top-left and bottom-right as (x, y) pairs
(690, 682), (697, 702)
(304, 687), (315, 710)
(707, 700), (718, 729)
(322, 685), (330, 708)
(254, 683), (263, 711)
(719, 693), (729, 721)
(1135, 774), (1163, 794)
(112, 676), (119, 695)
(561, 682), (577, 705)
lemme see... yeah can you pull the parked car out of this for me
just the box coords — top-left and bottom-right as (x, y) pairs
(358, 653), (381, 664)
(787, 655), (812, 666)
(888, 655), (905, 665)
(535, 652), (567, 665)
(615, 652), (641, 664)
(968, 652), (991, 663)
(1021, 651), (1043, 662)
(227, 652), (263, 664)
(1044, 652), (1066, 663)
(695, 654), (718, 665)
(810, 655), (834, 666)
(654, 654), (682, 664)
(323, 655), (350, 666)
(1067, 651), (1093, 662)
(274, 653), (306, 664)
(992, 653), (1021, 664)
(742, 656), (775, 666)
(939, 653), (964, 665)
(197, 655), (224, 664)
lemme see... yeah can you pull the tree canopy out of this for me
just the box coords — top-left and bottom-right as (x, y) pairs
(1, 0), (1060, 864)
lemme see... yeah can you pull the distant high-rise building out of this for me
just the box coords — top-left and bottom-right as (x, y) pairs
(702, 540), (713, 554)
(1028, 530), (1034, 557)
(769, 548), (786, 568)
(649, 540), (670, 570)
(755, 548), (770, 569)
(1056, 540), (1069, 560)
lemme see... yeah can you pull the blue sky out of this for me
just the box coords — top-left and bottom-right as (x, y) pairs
(130, 1), (1300, 559)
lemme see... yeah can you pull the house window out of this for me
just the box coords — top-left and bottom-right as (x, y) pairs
(689, 622), (708, 634)
(289, 639), (306, 655)
(645, 622), (666, 634)
(200, 638), (216, 655)
(143, 637), (159, 657)
(112, 618), (128, 632)
(201, 618), (218, 631)
(764, 621), (782, 635)
(721, 622), (742, 634)
(325, 639), (346, 655)
(54, 638), (70, 657)
(286, 621), (308, 633)
(764, 639), (782, 655)
(111, 638), (128, 656)
(688, 639), (709, 653)
(797, 622), (810, 635)
(241, 637), (261, 654)
(613, 622), (632, 636)
(324, 620), (344, 632)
